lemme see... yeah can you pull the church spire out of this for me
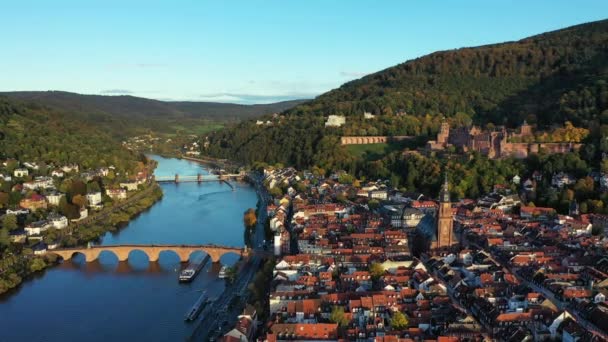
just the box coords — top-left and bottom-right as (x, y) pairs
(440, 172), (450, 203)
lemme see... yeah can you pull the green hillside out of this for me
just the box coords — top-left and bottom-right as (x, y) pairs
(202, 19), (608, 205)
(289, 19), (608, 127)
(0, 97), (142, 173)
(0, 91), (306, 137)
(206, 19), (608, 171)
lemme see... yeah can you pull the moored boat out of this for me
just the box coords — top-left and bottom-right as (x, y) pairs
(179, 255), (210, 282)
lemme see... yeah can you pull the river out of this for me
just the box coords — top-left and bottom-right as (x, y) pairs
(0, 156), (258, 341)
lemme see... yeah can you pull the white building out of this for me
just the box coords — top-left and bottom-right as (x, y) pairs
(14, 168), (29, 177)
(23, 162), (39, 170)
(120, 182), (139, 191)
(325, 115), (346, 127)
(274, 232), (282, 256)
(48, 214), (68, 229)
(78, 208), (88, 220)
(86, 192), (103, 206)
(25, 220), (52, 236)
(46, 192), (64, 206)
(106, 188), (127, 200)
(369, 190), (388, 200)
(23, 177), (54, 190)
(51, 169), (65, 178)
(61, 164), (79, 173)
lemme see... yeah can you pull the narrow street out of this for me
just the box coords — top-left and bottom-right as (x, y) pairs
(469, 242), (608, 340)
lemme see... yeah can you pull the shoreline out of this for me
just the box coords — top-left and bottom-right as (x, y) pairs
(0, 156), (244, 298)
(0, 183), (164, 297)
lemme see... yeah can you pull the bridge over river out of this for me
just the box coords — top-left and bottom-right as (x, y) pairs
(48, 244), (249, 263)
(154, 172), (246, 184)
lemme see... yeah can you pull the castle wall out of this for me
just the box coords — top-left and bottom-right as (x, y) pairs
(340, 136), (412, 145)
(499, 142), (582, 159)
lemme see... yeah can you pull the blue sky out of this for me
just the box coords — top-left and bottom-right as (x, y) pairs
(2, 1), (607, 104)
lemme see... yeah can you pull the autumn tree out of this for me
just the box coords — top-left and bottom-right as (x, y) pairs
(70, 180), (87, 197)
(72, 194), (87, 208)
(0, 192), (9, 208)
(391, 311), (409, 330)
(243, 208), (257, 229)
(369, 262), (385, 281)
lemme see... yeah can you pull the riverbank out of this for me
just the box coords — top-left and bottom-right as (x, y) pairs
(0, 156), (259, 341)
(0, 184), (164, 296)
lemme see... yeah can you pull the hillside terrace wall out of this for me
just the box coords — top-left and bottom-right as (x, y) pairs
(340, 136), (412, 145)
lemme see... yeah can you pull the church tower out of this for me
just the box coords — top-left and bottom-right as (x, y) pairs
(436, 174), (456, 250)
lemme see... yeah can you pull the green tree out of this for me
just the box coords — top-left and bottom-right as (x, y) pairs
(0, 228), (10, 247)
(269, 187), (283, 198)
(29, 257), (46, 272)
(87, 181), (101, 193)
(369, 262), (385, 281)
(2, 214), (18, 231)
(368, 199), (380, 210)
(391, 311), (409, 330)
(329, 306), (349, 327)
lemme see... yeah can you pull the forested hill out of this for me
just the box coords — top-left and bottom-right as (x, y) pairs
(205, 19), (608, 173)
(0, 97), (142, 173)
(289, 18), (608, 127)
(0, 91), (305, 136)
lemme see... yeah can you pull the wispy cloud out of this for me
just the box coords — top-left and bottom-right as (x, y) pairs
(99, 89), (134, 95)
(339, 71), (368, 78)
(197, 92), (316, 104)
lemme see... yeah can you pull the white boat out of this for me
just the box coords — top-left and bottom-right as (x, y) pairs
(218, 266), (227, 278)
(179, 255), (210, 282)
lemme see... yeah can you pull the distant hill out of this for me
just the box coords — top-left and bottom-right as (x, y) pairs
(206, 19), (608, 169)
(0, 96), (141, 172)
(0, 91), (306, 136)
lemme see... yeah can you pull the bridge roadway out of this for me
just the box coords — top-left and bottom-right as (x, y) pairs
(154, 172), (245, 184)
(48, 244), (248, 264)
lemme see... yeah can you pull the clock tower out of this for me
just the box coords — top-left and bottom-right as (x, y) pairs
(434, 174), (456, 250)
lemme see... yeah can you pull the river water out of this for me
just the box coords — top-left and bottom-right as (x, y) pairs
(0, 156), (258, 341)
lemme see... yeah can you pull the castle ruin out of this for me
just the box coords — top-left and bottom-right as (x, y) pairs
(427, 121), (581, 159)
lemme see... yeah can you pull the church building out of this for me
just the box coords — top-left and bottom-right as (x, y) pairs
(432, 174), (457, 251)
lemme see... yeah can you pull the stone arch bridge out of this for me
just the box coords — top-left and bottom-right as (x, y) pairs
(48, 244), (249, 264)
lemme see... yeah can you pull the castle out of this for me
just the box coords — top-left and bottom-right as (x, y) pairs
(427, 121), (581, 159)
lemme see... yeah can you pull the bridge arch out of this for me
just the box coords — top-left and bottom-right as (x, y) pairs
(49, 244), (248, 266)
(219, 251), (242, 266)
(97, 250), (120, 263)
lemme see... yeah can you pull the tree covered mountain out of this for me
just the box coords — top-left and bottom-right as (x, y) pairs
(206, 19), (608, 171)
(289, 19), (608, 128)
(202, 19), (608, 210)
(0, 96), (142, 173)
(0, 91), (306, 137)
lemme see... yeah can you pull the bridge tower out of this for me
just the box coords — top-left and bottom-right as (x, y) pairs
(197, 173), (202, 183)
(174, 174), (179, 183)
